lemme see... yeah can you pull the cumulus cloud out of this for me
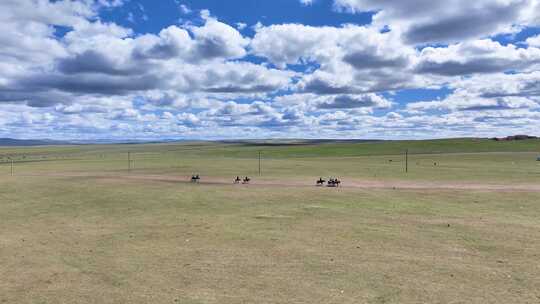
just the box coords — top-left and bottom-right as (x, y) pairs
(407, 72), (540, 113)
(132, 26), (193, 60)
(333, 0), (539, 44)
(452, 71), (540, 98)
(407, 95), (539, 113)
(274, 93), (392, 114)
(252, 24), (426, 94)
(0, 0), (539, 139)
(188, 15), (249, 61)
(297, 66), (428, 95)
(415, 39), (540, 76)
(251, 24), (341, 68)
(318, 94), (392, 109)
(251, 23), (413, 68)
(526, 35), (540, 47)
(0, 5), (292, 109)
(196, 100), (307, 129)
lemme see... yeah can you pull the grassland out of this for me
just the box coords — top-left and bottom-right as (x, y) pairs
(1, 139), (540, 303)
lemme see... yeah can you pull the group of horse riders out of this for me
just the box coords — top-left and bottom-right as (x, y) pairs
(191, 174), (251, 184)
(192, 175), (341, 187)
(234, 176), (251, 184)
(316, 177), (342, 187)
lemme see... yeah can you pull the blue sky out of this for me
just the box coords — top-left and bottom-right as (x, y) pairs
(101, 0), (374, 31)
(1, 0), (540, 140)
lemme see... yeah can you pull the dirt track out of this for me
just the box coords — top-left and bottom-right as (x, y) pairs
(20, 172), (540, 192)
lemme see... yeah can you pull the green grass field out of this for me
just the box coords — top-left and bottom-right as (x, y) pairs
(1, 139), (540, 303)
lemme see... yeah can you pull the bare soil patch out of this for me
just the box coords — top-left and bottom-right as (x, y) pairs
(22, 171), (540, 192)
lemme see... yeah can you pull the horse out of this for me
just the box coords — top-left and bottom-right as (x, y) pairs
(316, 178), (326, 186)
(327, 178), (341, 187)
(191, 174), (200, 183)
(242, 176), (251, 184)
(234, 176), (241, 184)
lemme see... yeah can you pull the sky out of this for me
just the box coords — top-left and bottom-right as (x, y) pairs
(1, 0), (540, 141)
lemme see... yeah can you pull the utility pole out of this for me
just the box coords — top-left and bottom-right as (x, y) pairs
(258, 151), (261, 176)
(128, 152), (131, 172)
(405, 149), (409, 173)
(11, 159), (13, 176)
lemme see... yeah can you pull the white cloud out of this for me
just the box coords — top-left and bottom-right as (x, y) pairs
(251, 24), (340, 68)
(407, 95), (539, 113)
(415, 39), (540, 75)
(333, 0), (540, 44)
(526, 35), (540, 47)
(251, 23), (427, 93)
(251, 23), (412, 69)
(0, 8), (293, 108)
(274, 93), (392, 111)
(236, 22), (247, 30)
(179, 4), (192, 14)
(0, 0), (539, 139)
(188, 17), (249, 61)
(407, 72), (540, 112)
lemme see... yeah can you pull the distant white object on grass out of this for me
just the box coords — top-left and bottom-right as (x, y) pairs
(537, 156), (540, 161)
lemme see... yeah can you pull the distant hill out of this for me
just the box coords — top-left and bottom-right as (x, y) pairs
(202, 138), (540, 158)
(218, 139), (383, 146)
(0, 138), (72, 146)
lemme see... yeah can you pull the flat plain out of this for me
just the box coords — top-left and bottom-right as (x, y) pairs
(1, 139), (540, 303)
